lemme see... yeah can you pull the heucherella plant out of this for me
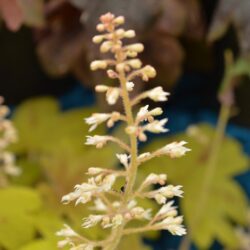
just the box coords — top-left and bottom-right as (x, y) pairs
(57, 13), (190, 250)
(0, 96), (20, 187)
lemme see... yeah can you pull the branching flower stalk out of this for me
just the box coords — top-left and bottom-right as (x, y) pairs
(0, 96), (20, 187)
(57, 13), (190, 250)
(179, 51), (237, 250)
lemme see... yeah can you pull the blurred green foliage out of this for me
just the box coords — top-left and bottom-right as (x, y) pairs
(0, 97), (155, 250)
(139, 124), (249, 249)
(0, 98), (248, 249)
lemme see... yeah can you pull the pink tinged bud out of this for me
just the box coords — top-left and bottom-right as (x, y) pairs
(107, 69), (118, 79)
(100, 12), (115, 24)
(138, 131), (147, 142)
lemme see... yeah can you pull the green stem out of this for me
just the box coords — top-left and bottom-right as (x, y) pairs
(179, 51), (235, 250)
(103, 70), (138, 250)
(179, 104), (231, 250)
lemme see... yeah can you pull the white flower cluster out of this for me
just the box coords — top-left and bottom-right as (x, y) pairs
(0, 97), (20, 184)
(57, 12), (190, 250)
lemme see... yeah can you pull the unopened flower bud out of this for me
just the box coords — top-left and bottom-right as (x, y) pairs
(92, 35), (104, 43)
(87, 167), (104, 175)
(138, 131), (147, 141)
(143, 65), (156, 78)
(95, 85), (109, 92)
(114, 16), (125, 25)
(124, 30), (136, 38)
(127, 43), (144, 53)
(100, 41), (112, 53)
(126, 51), (138, 58)
(96, 24), (105, 32)
(100, 12), (114, 24)
(107, 69), (118, 79)
(125, 125), (137, 135)
(150, 107), (163, 116)
(128, 59), (142, 69)
(115, 29), (125, 37)
(116, 63), (125, 72)
(90, 60), (108, 71)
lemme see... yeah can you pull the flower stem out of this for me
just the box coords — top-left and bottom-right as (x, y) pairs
(179, 104), (231, 250)
(179, 53), (234, 250)
(103, 65), (139, 250)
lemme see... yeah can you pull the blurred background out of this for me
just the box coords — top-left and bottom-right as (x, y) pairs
(0, 0), (249, 250)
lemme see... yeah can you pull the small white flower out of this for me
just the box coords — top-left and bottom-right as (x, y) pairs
(127, 199), (137, 209)
(154, 193), (166, 204)
(116, 154), (130, 168)
(147, 87), (170, 102)
(167, 223), (186, 236)
(137, 105), (149, 120)
(90, 60), (107, 70)
(160, 216), (186, 236)
(91, 198), (107, 211)
(95, 85), (109, 92)
(102, 214), (124, 228)
(58, 239), (71, 248)
(106, 87), (120, 105)
(82, 215), (104, 228)
(143, 118), (168, 133)
(56, 224), (78, 237)
(101, 174), (116, 191)
(72, 244), (94, 250)
(126, 81), (135, 91)
(156, 201), (176, 217)
(4, 164), (21, 176)
(111, 214), (124, 228)
(159, 185), (183, 198)
(137, 152), (151, 161)
(85, 135), (109, 148)
(136, 106), (163, 123)
(87, 167), (104, 175)
(143, 173), (167, 186)
(85, 113), (111, 131)
(157, 141), (191, 158)
(131, 207), (152, 220)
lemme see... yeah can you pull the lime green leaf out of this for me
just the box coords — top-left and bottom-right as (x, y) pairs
(20, 239), (57, 250)
(34, 211), (63, 239)
(119, 235), (152, 250)
(11, 159), (41, 186)
(0, 187), (42, 249)
(140, 124), (249, 249)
